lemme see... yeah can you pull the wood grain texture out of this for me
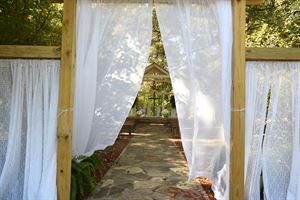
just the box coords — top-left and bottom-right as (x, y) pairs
(246, 47), (300, 61)
(231, 0), (246, 200)
(247, 0), (263, 5)
(0, 45), (60, 59)
(50, 0), (263, 5)
(1, 46), (299, 61)
(56, 0), (77, 200)
(49, 0), (63, 3)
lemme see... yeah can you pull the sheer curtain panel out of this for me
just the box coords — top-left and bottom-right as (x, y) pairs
(245, 62), (271, 200)
(155, 1), (232, 199)
(245, 61), (300, 200)
(263, 62), (299, 200)
(73, 0), (152, 157)
(288, 62), (300, 200)
(0, 60), (59, 200)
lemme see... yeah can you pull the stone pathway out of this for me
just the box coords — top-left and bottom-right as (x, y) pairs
(89, 123), (209, 200)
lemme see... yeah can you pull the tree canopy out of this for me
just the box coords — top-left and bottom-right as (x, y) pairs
(0, 0), (298, 51)
(246, 0), (300, 48)
(148, 8), (168, 70)
(0, 0), (63, 46)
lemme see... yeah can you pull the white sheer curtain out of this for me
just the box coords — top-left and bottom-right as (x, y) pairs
(262, 62), (299, 200)
(288, 62), (300, 200)
(0, 60), (59, 200)
(245, 62), (271, 200)
(245, 61), (300, 200)
(0, 60), (24, 200)
(0, 60), (12, 176)
(73, 0), (152, 157)
(155, 1), (232, 199)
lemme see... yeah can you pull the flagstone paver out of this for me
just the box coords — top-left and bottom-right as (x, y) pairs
(89, 123), (210, 200)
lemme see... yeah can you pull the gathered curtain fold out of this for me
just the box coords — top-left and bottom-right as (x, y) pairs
(0, 60), (59, 200)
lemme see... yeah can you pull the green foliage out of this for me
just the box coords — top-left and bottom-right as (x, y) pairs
(71, 153), (102, 200)
(0, 0), (63, 45)
(246, 0), (300, 47)
(0, 1), (299, 49)
(148, 8), (168, 70)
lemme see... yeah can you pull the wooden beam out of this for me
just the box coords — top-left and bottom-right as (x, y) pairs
(50, 0), (263, 5)
(0, 45), (298, 61)
(247, 0), (263, 5)
(49, 0), (63, 3)
(143, 75), (170, 79)
(56, 0), (76, 200)
(246, 47), (300, 61)
(231, 0), (245, 200)
(0, 45), (60, 59)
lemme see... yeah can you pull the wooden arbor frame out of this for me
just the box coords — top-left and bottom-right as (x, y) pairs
(0, 0), (300, 199)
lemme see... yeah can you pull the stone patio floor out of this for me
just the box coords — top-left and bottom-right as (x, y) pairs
(88, 123), (210, 200)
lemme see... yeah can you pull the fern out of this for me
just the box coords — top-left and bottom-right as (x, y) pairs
(70, 151), (103, 200)
(71, 174), (78, 200)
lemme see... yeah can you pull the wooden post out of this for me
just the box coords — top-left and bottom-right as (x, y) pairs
(230, 0), (246, 200)
(57, 0), (76, 200)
